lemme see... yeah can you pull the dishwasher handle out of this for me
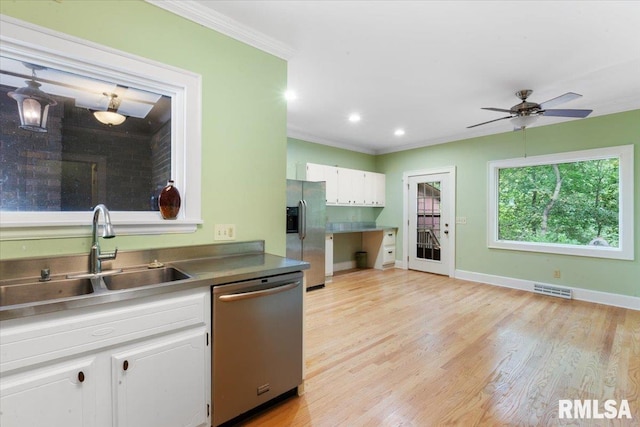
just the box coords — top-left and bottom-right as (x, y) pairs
(218, 281), (300, 302)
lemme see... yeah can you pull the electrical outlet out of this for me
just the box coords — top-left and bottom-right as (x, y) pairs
(214, 224), (236, 241)
(553, 270), (561, 279)
(456, 217), (467, 224)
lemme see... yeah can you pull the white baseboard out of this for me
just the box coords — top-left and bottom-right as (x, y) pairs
(455, 269), (640, 311)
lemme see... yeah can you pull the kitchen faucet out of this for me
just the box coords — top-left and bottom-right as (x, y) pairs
(90, 204), (118, 274)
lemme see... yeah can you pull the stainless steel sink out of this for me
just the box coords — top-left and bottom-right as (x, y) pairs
(102, 267), (190, 290)
(0, 278), (94, 307)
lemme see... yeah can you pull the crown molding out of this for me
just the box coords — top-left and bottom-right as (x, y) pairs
(287, 127), (377, 156)
(145, 0), (295, 60)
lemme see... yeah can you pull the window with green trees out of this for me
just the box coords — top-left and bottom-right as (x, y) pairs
(488, 145), (634, 260)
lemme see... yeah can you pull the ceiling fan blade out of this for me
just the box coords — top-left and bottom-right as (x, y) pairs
(467, 115), (513, 129)
(541, 109), (593, 118)
(539, 92), (582, 109)
(481, 107), (512, 113)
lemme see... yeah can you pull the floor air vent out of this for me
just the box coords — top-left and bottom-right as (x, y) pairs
(533, 283), (572, 299)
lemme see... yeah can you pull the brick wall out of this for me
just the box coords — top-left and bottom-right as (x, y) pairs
(1, 84), (169, 212)
(0, 85), (63, 211)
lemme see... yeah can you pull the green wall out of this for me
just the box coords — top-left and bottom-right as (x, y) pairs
(376, 111), (640, 297)
(0, 1), (288, 258)
(288, 111), (639, 297)
(287, 137), (380, 223)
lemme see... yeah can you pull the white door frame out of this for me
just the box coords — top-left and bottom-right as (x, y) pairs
(402, 166), (456, 276)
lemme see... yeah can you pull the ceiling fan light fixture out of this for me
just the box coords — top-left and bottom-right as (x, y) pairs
(93, 93), (126, 126)
(510, 114), (539, 129)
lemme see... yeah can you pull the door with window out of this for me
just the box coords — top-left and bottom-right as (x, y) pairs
(407, 171), (453, 275)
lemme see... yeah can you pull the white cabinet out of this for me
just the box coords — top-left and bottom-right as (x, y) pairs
(337, 168), (365, 205)
(112, 329), (207, 427)
(374, 173), (386, 206)
(325, 233), (334, 277)
(0, 357), (97, 427)
(364, 172), (386, 206)
(305, 163), (385, 207)
(0, 289), (210, 427)
(362, 229), (397, 269)
(305, 163), (338, 205)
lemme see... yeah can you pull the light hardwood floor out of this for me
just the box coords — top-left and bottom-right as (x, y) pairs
(243, 269), (639, 426)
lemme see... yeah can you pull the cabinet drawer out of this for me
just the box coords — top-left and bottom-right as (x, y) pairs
(383, 246), (395, 264)
(383, 230), (396, 246)
(1, 291), (208, 373)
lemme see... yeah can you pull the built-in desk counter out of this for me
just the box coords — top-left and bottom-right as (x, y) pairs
(326, 223), (397, 274)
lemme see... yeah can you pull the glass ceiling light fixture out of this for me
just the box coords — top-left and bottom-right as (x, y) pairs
(511, 114), (539, 129)
(348, 113), (361, 123)
(7, 63), (57, 133)
(284, 89), (297, 102)
(93, 93), (126, 126)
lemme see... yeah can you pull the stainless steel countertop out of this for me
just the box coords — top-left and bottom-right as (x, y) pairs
(327, 225), (397, 234)
(172, 253), (309, 285)
(0, 246), (309, 321)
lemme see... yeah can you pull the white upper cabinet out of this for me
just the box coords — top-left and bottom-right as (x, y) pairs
(305, 163), (339, 204)
(374, 172), (386, 206)
(304, 163), (385, 207)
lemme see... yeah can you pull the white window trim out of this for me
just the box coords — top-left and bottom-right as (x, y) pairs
(0, 15), (202, 240)
(487, 145), (634, 260)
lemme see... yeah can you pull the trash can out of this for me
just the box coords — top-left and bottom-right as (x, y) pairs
(355, 251), (368, 269)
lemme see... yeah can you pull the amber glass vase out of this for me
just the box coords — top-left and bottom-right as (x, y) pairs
(158, 180), (181, 220)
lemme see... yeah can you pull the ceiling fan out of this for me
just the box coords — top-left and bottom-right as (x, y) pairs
(467, 89), (593, 129)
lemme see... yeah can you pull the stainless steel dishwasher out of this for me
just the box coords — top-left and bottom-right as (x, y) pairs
(212, 271), (304, 426)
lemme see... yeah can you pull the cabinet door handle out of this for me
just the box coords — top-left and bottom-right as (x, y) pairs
(123, 360), (129, 371)
(78, 371), (85, 383)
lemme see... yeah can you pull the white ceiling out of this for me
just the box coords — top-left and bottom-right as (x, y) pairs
(0, 56), (161, 119)
(151, 1), (640, 154)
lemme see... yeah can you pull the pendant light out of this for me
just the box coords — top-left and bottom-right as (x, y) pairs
(93, 92), (126, 126)
(7, 64), (57, 133)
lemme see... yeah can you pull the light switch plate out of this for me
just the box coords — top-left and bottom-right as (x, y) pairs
(214, 224), (236, 241)
(456, 217), (467, 224)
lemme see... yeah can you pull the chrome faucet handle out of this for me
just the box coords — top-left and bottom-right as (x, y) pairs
(99, 247), (118, 260)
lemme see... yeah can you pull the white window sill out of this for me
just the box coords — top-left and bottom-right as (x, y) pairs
(0, 212), (202, 240)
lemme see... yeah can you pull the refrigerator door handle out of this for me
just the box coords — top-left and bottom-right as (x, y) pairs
(299, 200), (307, 240)
(298, 199), (307, 240)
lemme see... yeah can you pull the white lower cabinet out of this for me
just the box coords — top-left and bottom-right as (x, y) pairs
(0, 289), (210, 427)
(0, 357), (97, 427)
(362, 229), (397, 269)
(112, 328), (207, 427)
(325, 233), (334, 277)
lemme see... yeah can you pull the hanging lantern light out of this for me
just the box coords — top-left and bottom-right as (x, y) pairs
(7, 64), (57, 133)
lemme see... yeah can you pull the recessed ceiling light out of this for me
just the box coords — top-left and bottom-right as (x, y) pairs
(284, 90), (297, 102)
(348, 113), (361, 123)
(394, 128), (405, 136)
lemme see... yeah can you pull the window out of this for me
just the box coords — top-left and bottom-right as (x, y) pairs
(0, 16), (202, 239)
(488, 145), (634, 260)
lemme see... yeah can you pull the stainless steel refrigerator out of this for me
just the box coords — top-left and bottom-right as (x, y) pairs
(286, 179), (326, 290)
